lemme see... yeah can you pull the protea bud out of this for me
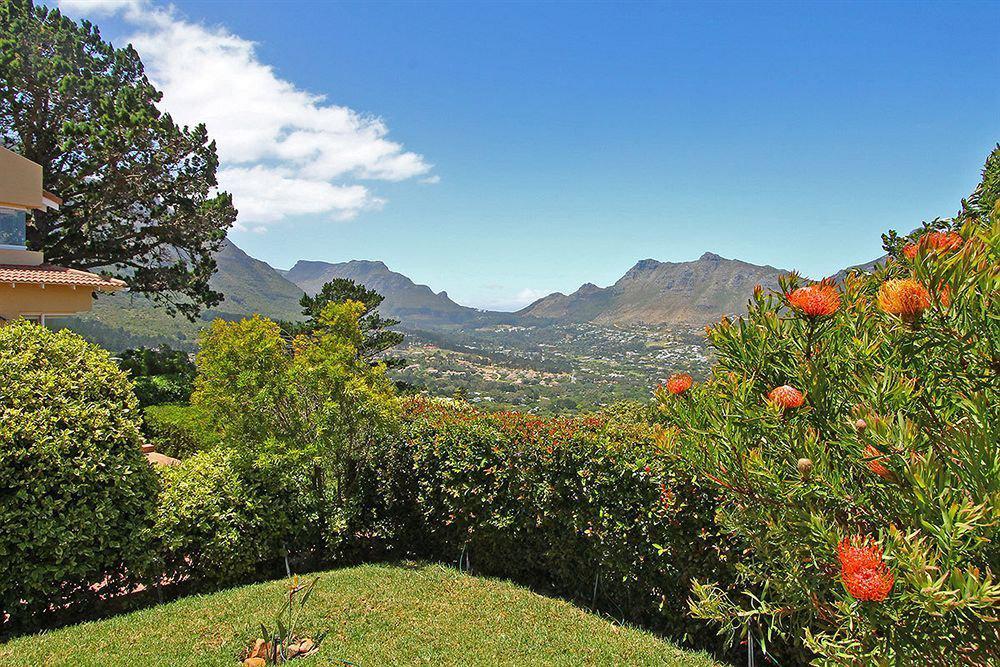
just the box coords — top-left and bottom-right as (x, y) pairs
(797, 458), (814, 479)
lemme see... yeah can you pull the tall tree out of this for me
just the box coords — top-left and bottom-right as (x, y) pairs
(292, 279), (405, 368)
(193, 308), (399, 546)
(0, 0), (237, 319)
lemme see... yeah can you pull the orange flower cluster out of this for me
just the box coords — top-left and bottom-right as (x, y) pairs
(492, 411), (583, 446)
(787, 281), (841, 318)
(902, 231), (963, 260)
(663, 373), (693, 395)
(864, 444), (893, 481)
(768, 385), (804, 409)
(878, 279), (931, 318)
(837, 536), (895, 602)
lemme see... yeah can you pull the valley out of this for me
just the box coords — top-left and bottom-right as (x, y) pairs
(58, 238), (822, 412)
(395, 322), (711, 412)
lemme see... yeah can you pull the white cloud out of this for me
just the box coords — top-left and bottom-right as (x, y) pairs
(218, 166), (382, 224)
(58, 0), (433, 230)
(58, 0), (145, 17)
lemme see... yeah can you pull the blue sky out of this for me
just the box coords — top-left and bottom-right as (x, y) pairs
(60, 1), (998, 310)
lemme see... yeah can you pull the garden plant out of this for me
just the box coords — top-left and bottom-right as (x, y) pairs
(656, 149), (1000, 664)
(0, 323), (158, 626)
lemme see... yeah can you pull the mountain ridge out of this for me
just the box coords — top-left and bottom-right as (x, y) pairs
(518, 252), (791, 325)
(62, 238), (883, 350)
(284, 258), (483, 327)
(59, 238), (305, 350)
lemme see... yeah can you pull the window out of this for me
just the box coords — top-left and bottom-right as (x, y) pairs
(0, 208), (27, 247)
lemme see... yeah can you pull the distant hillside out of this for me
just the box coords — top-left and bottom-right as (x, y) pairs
(58, 242), (859, 351)
(285, 259), (485, 328)
(59, 239), (304, 350)
(518, 252), (790, 325)
(208, 238), (306, 319)
(834, 254), (888, 284)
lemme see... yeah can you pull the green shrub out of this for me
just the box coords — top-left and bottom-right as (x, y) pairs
(0, 322), (158, 626)
(655, 153), (1000, 663)
(155, 447), (318, 587)
(355, 398), (732, 650)
(143, 403), (221, 459)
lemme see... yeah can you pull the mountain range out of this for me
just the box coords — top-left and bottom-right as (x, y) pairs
(62, 239), (822, 350)
(59, 239), (305, 350)
(518, 252), (787, 326)
(283, 259), (485, 327)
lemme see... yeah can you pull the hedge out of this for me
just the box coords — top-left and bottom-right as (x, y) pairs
(353, 398), (735, 652)
(0, 322), (158, 627)
(154, 447), (320, 587)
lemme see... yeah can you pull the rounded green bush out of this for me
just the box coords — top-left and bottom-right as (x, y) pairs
(155, 448), (317, 586)
(0, 322), (158, 624)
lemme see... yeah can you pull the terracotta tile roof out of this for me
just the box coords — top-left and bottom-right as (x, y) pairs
(0, 264), (126, 290)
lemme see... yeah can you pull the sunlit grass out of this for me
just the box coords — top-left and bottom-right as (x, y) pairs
(0, 562), (721, 666)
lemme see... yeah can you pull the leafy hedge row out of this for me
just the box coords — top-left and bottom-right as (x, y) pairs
(138, 397), (741, 651)
(353, 398), (735, 650)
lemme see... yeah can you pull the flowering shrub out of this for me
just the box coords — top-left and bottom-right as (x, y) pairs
(355, 397), (735, 651)
(656, 148), (1000, 664)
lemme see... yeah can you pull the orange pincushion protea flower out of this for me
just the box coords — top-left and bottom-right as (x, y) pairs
(902, 231), (963, 260)
(878, 279), (931, 318)
(768, 385), (804, 409)
(837, 535), (894, 602)
(663, 373), (693, 395)
(787, 281), (841, 318)
(864, 444), (893, 480)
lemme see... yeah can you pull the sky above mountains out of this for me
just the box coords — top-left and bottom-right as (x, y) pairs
(58, 0), (999, 310)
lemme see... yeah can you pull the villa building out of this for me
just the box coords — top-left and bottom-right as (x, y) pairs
(0, 146), (125, 324)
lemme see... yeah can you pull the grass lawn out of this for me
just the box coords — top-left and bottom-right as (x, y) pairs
(0, 562), (722, 666)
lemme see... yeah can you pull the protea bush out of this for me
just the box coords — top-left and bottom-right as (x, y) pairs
(655, 148), (999, 664)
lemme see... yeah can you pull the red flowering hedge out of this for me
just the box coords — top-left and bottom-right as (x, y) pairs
(354, 398), (736, 651)
(655, 148), (1000, 664)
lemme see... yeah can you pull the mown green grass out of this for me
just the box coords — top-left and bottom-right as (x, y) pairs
(0, 562), (721, 666)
